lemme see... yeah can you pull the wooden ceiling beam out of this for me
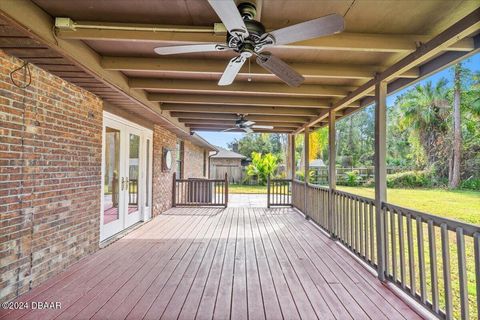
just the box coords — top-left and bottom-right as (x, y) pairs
(162, 104), (324, 116)
(149, 93), (335, 108)
(190, 127), (294, 133)
(170, 112), (314, 122)
(0, 0), (190, 136)
(181, 119), (304, 127)
(130, 78), (360, 97)
(55, 22), (474, 53)
(299, 7), (480, 132)
(103, 56), (419, 80)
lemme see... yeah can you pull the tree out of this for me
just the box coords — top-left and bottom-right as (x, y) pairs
(396, 79), (450, 175)
(450, 63), (463, 187)
(228, 133), (285, 161)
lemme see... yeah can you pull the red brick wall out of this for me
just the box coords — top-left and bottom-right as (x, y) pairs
(0, 50), (103, 303)
(152, 125), (177, 216)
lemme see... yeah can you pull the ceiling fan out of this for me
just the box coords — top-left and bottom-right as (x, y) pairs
(222, 114), (273, 133)
(154, 0), (345, 87)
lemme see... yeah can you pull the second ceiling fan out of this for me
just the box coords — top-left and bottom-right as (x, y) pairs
(154, 0), (345, 87)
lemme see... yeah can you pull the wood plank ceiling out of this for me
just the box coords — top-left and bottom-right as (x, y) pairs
(1, 0), (480, 134)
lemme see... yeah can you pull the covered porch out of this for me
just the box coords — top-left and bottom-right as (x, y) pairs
(0, 207), (422, 320)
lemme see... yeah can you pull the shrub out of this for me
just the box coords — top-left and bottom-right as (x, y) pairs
(345, 170), (361, 186)
(386, 170), (433, 188)
(460, 177), (480, 191)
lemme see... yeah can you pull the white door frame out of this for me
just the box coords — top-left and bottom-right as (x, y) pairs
(100, 111), (153, 241)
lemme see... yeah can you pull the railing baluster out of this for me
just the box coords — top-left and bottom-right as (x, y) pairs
(359, 199), (364, 257)
(428, 220), (439, 313)
(456, 227), (469, 320)
(406, 214), (416, 296)
(384, 206), (389, 276)
(416, 216), (426, 304)
(474, 233), (480, 320)
(441, 223), (453, 320)
(364, 201), (368, 261)
(391, 208), (397, 280)
(398, 210), (406, 289)
(369, 202), (377, 263)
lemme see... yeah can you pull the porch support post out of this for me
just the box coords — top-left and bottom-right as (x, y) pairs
(290, 134), (296, 180)
(374, 79), (387, 282)
(328, 109), (336, 237)
(304, 126), (310, 219)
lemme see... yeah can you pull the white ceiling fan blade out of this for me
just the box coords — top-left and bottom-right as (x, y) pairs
(154, 44), (229, 55)
(256, 54), (304, 87)
(222, 127), (239, 132)
(243, 120), (255, 126)
(244, 127), (254, 134)
(219, 55), (247, 86)
(208, 0), (249, 38)
(269, 13), (345, 46)
(252, 125), (274, 130)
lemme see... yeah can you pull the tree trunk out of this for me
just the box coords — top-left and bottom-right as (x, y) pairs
(450, 63), (462, 188)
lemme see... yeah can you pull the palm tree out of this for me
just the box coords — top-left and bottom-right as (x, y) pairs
(397, 79), (450, 170)
(450, 63), (463, 188)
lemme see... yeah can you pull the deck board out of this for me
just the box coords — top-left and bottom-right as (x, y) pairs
(0, 207), (423, 320)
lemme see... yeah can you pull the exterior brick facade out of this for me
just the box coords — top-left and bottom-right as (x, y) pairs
(0, 50), (103, 302)
(152, 124), (177, 217)
(184, 140), (208, 179)
(0, 50), (213, 303)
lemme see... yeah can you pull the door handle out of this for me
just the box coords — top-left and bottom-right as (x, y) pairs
(125, 177), (129, 191)
(121, 177), (125, 191)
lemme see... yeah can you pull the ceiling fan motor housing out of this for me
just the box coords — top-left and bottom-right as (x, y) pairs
(226, 2), (267, 52)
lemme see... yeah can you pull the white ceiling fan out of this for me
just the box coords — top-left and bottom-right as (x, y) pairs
(222, 114), (273, 133)
(154, 0), (345, 87)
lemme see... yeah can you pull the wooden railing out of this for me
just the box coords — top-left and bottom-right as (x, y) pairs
(267, 177), (292, 207)
(291, 180), (305, 212)
(306, 184), (330, 230)
(332, 190), (377, 268)
(172, 173), (228, 207)
(292, 183), (480, 319)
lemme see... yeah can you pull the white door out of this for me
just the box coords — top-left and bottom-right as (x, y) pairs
(101, 113), (153, 241)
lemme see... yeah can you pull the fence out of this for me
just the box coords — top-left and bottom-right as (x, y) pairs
(172, 173), (228, 207)
(267, 177), (292, 207)
(310, 166), (412, 185)
(291, 182), (480, 320)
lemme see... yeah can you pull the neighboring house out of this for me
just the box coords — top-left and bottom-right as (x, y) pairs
(310, 159), (326, 168)
(210, 147), (246, 183)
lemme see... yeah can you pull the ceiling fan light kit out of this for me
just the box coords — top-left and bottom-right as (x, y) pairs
(154, 0), (345, 87)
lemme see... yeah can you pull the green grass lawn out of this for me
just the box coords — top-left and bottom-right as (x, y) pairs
(336, 186), (480, 225)
(228, 184), (267, 194)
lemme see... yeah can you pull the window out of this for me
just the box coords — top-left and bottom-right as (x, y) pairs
(176, 140), (184, 178)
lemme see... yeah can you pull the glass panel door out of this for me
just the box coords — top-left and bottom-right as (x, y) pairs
(127, 133), (140, 214)
(125, 129), (142, 228)
(102, 126), (124, 239)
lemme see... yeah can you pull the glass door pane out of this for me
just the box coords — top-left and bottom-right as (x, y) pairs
(128, 133), (140, 214)
(104, 127), (121, 224)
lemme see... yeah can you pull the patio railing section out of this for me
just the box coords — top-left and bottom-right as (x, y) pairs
(292, 183), (480, 320)
(267, 177), (292, 207)
(172, 172), (228, 208)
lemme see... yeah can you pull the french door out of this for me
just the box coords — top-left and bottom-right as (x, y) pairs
(101, 112), (153, 241)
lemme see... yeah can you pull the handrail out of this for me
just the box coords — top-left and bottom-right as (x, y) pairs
(291, 183), (480, 319)
(267, 177), (292, 207)
(172, 172), (228, 208)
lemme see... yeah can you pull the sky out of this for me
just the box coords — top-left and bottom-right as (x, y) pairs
(198, 52), (480, 148)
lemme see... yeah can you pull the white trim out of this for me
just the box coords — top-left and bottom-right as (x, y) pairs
(100, 111), (154, 242)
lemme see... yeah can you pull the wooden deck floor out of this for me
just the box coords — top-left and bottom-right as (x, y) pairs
(1, 207), (423, 320)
